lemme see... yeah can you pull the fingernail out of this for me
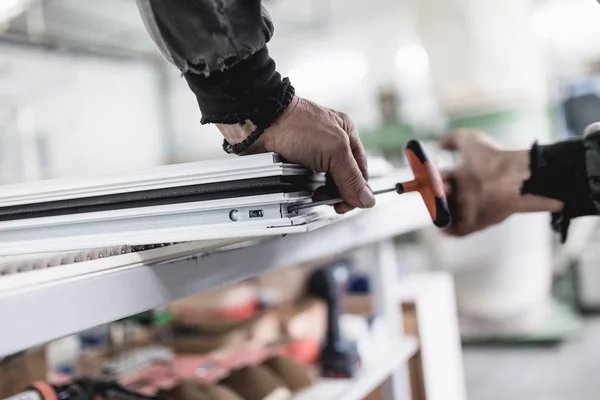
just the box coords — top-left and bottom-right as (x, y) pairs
(359, 187), (376, 208)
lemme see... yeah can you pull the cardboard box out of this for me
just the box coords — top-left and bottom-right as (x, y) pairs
(0, 347), (47, 398)
(161, 330), (247, 354)
(169, 282), (259, 332)
(258, 266), (313, 306)
(163, 311), (282, 354)
(341, 295), (372, 316)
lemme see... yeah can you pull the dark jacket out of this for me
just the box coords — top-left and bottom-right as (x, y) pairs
(524, 125), (600, 240)
(136, 0), (272, 75)
(135, 0), (294, 154)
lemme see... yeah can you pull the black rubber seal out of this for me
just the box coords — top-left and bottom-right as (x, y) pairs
(0, 175), (312, 221)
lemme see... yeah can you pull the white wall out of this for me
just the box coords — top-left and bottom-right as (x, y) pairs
(0, 109), (20, 184)
(533, 0), (600, 79)
(269, 4), (444, 132)
(163, 69), (226, 162)
(0, 44), (165, 182)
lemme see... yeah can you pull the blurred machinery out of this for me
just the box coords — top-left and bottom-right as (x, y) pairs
(561, 73), (600, 137)
(360, 85), (416, 155)
(560, 72), (600, 311)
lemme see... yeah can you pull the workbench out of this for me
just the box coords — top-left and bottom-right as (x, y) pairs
(0, 188), (465, 400)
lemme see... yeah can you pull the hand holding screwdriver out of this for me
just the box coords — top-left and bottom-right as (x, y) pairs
(291, 140), (451, 228)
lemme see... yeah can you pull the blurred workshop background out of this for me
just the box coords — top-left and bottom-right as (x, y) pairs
(3, 0), (600, 399)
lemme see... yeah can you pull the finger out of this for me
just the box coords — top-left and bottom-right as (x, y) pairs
(444, 181), (453, 197)
(441, 170), (455, 196)
(339, 112), (369, 181)
(329, 144), (375, 209)
(444, 172), (471, 235)
(448, 170), (479, 234)
(443, 225), (470, 237)
(334, 202), (355, 214)
(442, 225), (460, 236)
(442, 192), (465, 236)
(458, 177), (480, 229)
(444, 173), (460, 224)
(441, 170), (453, 182)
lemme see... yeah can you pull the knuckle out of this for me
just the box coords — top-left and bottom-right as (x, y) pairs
(339, 112), (355, 132)
(327, 133), (351, 154)
(338, 112), (350, 124)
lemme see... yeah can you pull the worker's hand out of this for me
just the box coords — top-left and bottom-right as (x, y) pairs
(218, 96), (374, 214)
(440, 129), (562, 236)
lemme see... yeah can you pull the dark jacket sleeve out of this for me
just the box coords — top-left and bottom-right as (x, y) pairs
(135, 0), (294, 153)
(136, 0), (273, 75)
(521, 123), (600, 241)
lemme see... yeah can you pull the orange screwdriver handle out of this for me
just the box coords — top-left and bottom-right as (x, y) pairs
(397, 140), (451, 228)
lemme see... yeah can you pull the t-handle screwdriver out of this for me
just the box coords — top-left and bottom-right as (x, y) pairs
(289, 140), (452, 228)
(290, 187), (400, 211)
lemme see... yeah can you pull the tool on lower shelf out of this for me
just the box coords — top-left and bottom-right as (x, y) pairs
(289, 139), (451, 228)
(4, 379), (160, 400)
(307, 262), (361, 379)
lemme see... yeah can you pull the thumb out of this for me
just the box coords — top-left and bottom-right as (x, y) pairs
(329, 149), (375, 209)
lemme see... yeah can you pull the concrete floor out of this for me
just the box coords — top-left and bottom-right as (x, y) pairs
(463, 317), (600, 400)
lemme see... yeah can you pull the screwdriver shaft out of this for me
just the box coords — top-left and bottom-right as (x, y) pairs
(289, 187), (398, 211)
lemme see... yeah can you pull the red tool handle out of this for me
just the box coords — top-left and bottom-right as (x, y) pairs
(398, 140), (451, 228)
